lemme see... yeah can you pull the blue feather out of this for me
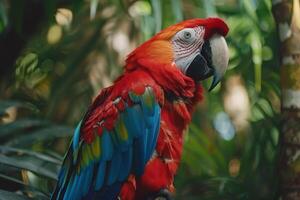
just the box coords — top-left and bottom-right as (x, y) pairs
(141, 102), (159, 128)
(83, 183), (95, 200)
(150, 107), (161, 154)
(140, 87), (156, 116)
(57, 168), (66, 186)
(53, 86), (162, 200)
(114, 115), (131, 151)
(146, 104), (161, 160)
(82, 165), (94, 196)
(68, 174), (80, 200)
(102, 131), (114, 160)
(128, 92), (141, 103)
(123, 105), (144, 138)
(73, 121), (82, 151)
(107, 150), (122, 185)
(118, 146), (133, 181)
(93, 182), (122, 200)
(133, 133), (147, 175)
(95, 161), (106, 190)
(110, 130), (120, 147)
(63, 174), (76, 200)
(75, 170), (86, 200)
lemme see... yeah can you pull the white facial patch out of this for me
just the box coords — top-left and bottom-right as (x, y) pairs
(172, 26), (205, 73)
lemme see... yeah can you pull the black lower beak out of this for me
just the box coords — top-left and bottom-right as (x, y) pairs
(186, 40), (214, 81)
(185, 54), (214, 81)
(185, 35), (229, 91)
(185, 40), (221, 91)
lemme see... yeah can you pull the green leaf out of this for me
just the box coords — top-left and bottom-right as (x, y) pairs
(90, 0), (99, 19)
(10, 0), (24, 34)
(262, 46), (273, 61)
(0, 101), (39, 116)
(0, 146), (62, 164)
(249, 32), (262, 92)
(0, 119), (50, 140)
(0, 173), (50, 198)
(0, 173), (26, 186)
(16, 53), (39, 75)
(202, 0), (216, 16)
(0, 189), (30, 200)
(15, 53), (49, 88)
(150, 0), (162, 32)
(5, 126), (73, 147)
(171, 0), (183, 22)
(0, 1), (8, 33)
(0, 155), (58, 180)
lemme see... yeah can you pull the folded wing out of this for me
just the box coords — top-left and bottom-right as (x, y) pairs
(51, 86), (162, 200)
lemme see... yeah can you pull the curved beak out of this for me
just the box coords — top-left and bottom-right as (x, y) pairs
(207, 34), (229, 91)
(209, 73), (222, 91)
(185, 34), (229, 91)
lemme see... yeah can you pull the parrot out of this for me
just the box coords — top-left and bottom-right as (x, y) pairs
(51, 17), (229, 200)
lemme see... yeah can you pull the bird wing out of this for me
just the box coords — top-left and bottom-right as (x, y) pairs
(51, 85), (162, 200)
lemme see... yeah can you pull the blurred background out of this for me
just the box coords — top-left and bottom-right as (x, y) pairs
(0, 0), (280, 199)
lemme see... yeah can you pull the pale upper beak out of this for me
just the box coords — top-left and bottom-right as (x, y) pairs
(208, 34), (229, 91)
(185, 33), (229, 91)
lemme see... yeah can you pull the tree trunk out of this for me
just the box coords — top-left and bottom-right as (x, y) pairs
(272, 0), (300, 199)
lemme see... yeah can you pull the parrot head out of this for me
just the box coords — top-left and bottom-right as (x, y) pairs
(126, 18), (229, 91)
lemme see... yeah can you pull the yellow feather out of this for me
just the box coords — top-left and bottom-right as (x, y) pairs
(91, 136), (101, 158)
(86, 144), (93, 160)
(81, 146), (89, 167)
(118, 120), (128, 141)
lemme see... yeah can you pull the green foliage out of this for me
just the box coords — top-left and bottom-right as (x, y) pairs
(0, 0), (280, 199)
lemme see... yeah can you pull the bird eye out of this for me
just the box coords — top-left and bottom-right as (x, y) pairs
(176, 28), (195, 43)
(183, 31), (192, 39)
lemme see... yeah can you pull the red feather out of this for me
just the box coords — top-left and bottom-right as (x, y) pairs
(81, 69), (164, 143)
(79, 17), (227, 199)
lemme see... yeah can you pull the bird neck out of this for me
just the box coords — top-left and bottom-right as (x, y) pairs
(124, 60), (197, 100)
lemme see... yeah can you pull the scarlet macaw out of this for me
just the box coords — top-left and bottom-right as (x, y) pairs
(51, 18), (229, 200)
